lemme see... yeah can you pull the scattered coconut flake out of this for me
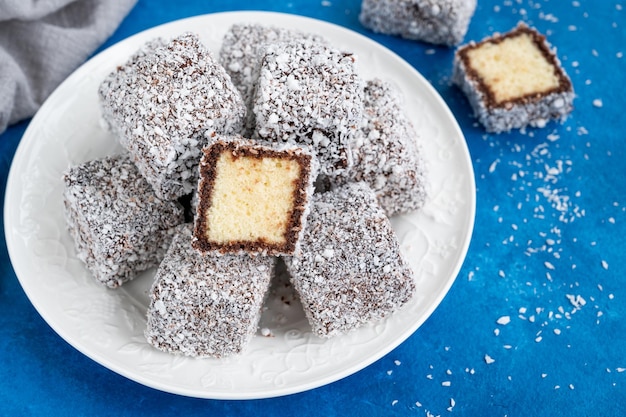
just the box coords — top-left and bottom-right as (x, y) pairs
(547, 132), (560, 142)
(593, 98), (603, 108)
(447, 398), (456, 412)
(485, 354), (495, 364)
(497, 316), (511, 325)
(566, 294), (586, 309)
(489, 159), (500, 173)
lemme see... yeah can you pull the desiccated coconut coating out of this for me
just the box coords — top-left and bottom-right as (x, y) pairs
(253, 39), (363, 178)
(145, 225), (274, 358)
(335, 78), (429, 217)
(283, 182), (416, 338)
(359, 0), (477, 46)
(192, 135), (317, 257)
(98, 32), (246, 200)
(452, 23), (574, 133)
(219, 23), (327, 134)
(63, 154), (185, 289)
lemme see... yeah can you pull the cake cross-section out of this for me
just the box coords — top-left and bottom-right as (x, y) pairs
(63, 154), (185, 288)
(453, 23), (574, 133)
(98, 32), (246, 200)
(192, 136), (317, 256)
(283, 182), (416, 338)
(146, 225), (274, 358)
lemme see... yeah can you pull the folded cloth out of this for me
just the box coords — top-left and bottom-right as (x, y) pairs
(0, 0), (137, 134)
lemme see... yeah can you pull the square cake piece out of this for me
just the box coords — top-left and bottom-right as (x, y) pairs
(98, 32), (246, 200)
(283, 182), (416, 338)
(453, 23), (574, 133)
(359, 0), (477, 46)
(192, 135), (317, 256)
(63, 154), (185, 288)
(146, 225), (274, 358)
(219, 23), (327, 134)
(335, 78), (429, 217)
(253, 39), (363, 177)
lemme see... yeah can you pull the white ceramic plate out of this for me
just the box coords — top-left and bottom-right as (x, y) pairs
(5, 11), (475, 399)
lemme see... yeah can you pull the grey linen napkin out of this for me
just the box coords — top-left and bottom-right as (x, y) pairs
(0, 0), (137, 134)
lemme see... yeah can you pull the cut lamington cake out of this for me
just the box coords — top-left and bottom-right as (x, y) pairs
(453, 23), (574, 133)
(192, 135), (317, 256)
(253, 39), (363, 178)
(98, 32), (246, 200)
(146, 224), (274, 358)
(63, 154), (185, 288)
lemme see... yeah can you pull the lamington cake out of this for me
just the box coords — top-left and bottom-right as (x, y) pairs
(219, 23), (327, 134)
(98, 32), (246, 200)
(335, 78), (429, 217)
(145, 225), (274, 358)
(63, 154), (185, 289)
(253, 39), (363, 177)
(283, 182), (416, 338)
(359, 0), (477, 46)
(452, 23), (575, 133)
(192, 135), (317, 256)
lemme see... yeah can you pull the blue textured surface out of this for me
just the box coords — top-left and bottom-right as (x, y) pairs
(2, 0), (625, 415)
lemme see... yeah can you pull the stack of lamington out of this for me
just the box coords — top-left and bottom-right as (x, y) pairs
(63, 24), (429, 358)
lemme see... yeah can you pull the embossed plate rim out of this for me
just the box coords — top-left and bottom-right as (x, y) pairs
(5, 11), (476, 399)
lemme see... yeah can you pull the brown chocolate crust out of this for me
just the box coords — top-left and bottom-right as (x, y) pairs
(192, 139), (313, 256)
(456, 24), (573, 110)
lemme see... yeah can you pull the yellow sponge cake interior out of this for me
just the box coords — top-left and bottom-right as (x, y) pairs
(193, 137), (314, 256)
(458, 25), (571, 108)
(205, 152), (301, 245)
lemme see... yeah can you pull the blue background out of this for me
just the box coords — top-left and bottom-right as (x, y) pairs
(2, 0), (625, 416)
